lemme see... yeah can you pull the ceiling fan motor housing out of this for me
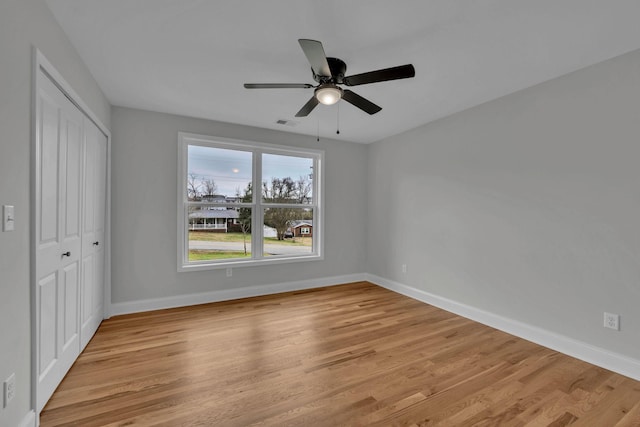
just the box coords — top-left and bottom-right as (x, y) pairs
(313, 57), (347, 84)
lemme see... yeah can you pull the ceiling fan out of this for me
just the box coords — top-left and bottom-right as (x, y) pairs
(244, 39), (416, 117)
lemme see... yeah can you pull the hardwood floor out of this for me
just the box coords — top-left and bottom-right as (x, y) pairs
(40, 282), (640, 426)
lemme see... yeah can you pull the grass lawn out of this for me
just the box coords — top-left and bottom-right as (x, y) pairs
(189, 231), (251, 243)
(264, 236), (310, 246)
(189, 231), (311, 247)
(189, 249), (251, 261)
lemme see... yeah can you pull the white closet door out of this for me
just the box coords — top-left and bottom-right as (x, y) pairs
(80, 118), (107, 349)
(35, 72), (84, 412)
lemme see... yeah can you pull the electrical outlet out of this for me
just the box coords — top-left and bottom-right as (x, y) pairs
(401, 264), (407, 274)
(604, 312), (620, 331)
(3, 373), (15, 408)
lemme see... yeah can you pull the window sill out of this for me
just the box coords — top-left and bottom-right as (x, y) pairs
(178, 253), (324, 272)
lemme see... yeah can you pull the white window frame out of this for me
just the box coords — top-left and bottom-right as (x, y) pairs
(177, 132), (324, 271)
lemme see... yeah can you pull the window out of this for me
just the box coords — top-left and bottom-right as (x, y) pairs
(178, 133), (323, 271)
(301, 227), (310, 235)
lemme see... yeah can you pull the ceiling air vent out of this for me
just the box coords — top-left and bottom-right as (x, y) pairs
(275, 119), (298, 127)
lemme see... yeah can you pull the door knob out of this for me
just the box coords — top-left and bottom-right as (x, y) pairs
(93, 241), (99, 246)
(62, 251), (71, 257)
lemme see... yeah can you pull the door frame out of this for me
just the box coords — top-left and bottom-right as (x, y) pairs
(30, 48), (112, 415)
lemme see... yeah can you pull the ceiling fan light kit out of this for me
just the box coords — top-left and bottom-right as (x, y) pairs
(244, 39), (415, 118)
(315, 84), (343, 105)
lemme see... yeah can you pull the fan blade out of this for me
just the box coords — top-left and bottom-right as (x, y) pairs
(342, 90), (382, 115)
(298, 39), (332, 77)
(244, 83), (313, 89)
(295, 96), (320, 117)
(343, 64), (415, 86)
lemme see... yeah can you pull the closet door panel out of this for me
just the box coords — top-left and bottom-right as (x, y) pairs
(38, 95), (59, 245)
(63, 117), (82, 241)
(62, 262), (79, 350)
(81, 255), (94, 326)
(38, 273), (58, 379)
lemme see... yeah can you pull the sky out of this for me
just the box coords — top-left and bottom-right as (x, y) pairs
(188, 145), (313, 197)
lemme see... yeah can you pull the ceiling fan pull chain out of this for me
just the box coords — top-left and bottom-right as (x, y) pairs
(336, 102), (340, 135)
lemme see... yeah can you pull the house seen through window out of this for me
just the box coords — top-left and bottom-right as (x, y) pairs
(178, 133), (323, 270)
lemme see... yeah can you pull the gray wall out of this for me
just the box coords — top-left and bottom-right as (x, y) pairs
(367, 48), (640, 361)
(0, 1), (110, 425)
(4, 2), (640, 423)
(110, 107), (368, 303)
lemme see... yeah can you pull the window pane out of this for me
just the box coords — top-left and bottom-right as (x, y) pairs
(188, 208), (252, 261)
(263, 208), (313, 257)
(262, 153), (313, 204)
(188, 145), (252, 201)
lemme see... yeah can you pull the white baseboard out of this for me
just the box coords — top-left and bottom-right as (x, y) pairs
(20, 410), (36, 427)
(110, 273), (367, 316)
(366, 273), (640, 382)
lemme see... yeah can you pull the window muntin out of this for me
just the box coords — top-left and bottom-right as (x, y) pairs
(178, 133), (322, 271)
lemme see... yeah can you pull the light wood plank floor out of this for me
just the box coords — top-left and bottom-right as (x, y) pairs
(41, 282), (640, 426)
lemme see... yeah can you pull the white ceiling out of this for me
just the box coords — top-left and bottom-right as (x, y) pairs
(45, 0), (640, 144)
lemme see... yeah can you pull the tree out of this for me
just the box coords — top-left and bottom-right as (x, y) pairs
(187, 173), (202, 200)
(295, 175), (312, 204)
(262, 177), (298, 240)
(262, 176), (296, 201)
(202, 178), (217, 196)
(236, 183), (252, 255)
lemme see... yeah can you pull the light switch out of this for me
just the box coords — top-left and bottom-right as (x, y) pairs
(3, 205), (15, 232)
